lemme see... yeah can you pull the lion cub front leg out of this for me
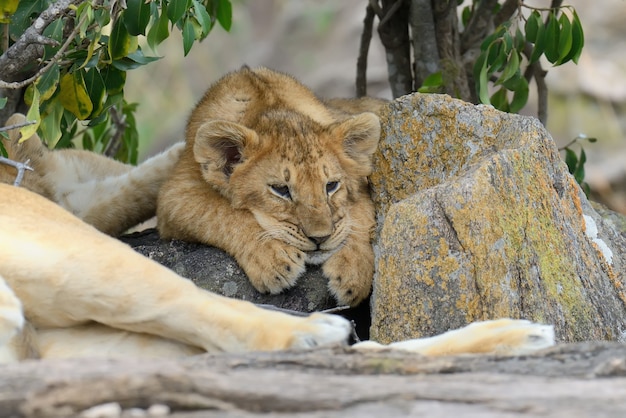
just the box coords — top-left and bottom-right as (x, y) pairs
(323, 199), (375, 306)
(236, 233), (307, 294)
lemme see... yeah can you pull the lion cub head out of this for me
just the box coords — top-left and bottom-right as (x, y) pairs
(192, 109), (380, 264)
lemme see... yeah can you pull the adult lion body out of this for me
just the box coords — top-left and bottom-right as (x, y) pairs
(158, 67), (384, 306)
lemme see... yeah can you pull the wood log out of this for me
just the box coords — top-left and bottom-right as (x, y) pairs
(2, 342), (626, 417)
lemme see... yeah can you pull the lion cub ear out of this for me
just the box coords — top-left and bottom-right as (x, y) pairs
(193, 120), (259, 188)
(334, 112), (381, 176)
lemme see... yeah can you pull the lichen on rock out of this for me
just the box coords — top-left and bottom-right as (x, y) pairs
(370, 93), (626, 344)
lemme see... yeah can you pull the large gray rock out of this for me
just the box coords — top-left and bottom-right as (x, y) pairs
(120, 229), (337, 313)
(369, 93), (626, 344)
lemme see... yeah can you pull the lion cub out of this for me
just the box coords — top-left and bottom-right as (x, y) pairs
(158, 67), (384, 306)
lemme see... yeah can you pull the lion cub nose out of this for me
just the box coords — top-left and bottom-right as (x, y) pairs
(308, 235), (330, 246)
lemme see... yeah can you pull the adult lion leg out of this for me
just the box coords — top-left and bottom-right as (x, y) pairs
(0, 185), (351, 354)
(354, 319), (555, 355)
(0, 275), (24, 349)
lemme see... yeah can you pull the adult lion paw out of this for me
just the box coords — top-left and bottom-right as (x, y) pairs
(239, 239), (306, 294)
(288, 313), (352, 349)
(0, 275), (24, 346)
(354, 319), (556, 356)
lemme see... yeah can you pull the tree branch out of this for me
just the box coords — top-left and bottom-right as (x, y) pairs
(356, 4), (376, 98)
(494, 0), (520, 27)
(0, 0), (82, 82)
(103, 107), (126, 158)
(433, 0), (472, 101)
(462, 0), (499, 53)
(409, 0), (440, 89)
(376, 0), (412, 98)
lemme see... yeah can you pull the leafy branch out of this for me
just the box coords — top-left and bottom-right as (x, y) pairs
(0, 0), (233, 162)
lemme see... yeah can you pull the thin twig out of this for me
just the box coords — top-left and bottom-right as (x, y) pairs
(0, 119), (36, 133)
(0, 156), (33, 186)
(103, 107), (127, 158)
(255, 304), (351, 317)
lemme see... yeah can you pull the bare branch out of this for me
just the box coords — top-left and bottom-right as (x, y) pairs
(0, 119), (36, 133)
(494, 0), (520, 27)
(356, 4), (376, 97)
(433, 0), (472, 101)
(462, 0), (499, 52)
(0, 9), (88, 89)
(377, 0), (413, 98)
(104, 107), (126, 158)
(0, 156), (34, 187)
(0, 0), (83, 83)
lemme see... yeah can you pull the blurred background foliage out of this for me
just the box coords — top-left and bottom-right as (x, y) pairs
(1, 0), (625, 213)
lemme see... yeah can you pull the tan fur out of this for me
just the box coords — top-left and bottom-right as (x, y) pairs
(158, 67), (382, 306)
(1, 114), (184, 236)
(0, 69), (556, 362)
(0, 184), (352, 363)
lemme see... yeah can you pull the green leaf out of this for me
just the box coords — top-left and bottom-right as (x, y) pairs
(555, 13), (573, 64)
(167, 0), (190, 24)
(112, 49), (161, 71)
(503, 32), (513, 53)
(83, 68), (107, 118)
(35, 63), (60, 102)
(417, 72), (444, 93)
(525, 10), (541, 43)
(544, 12), (560, 63)
(109, 17), (132, 60)
(8, 0), (45, 38)
(39, 98), (64, 147)
(574, 148), (586, 184)
(41, 19), (64, 61)
(101, 66), (126, 95)
(20, 88), (41, 140)
(508, 76), (529, 113)
(461, 5), (471, 27)
(529, 18), (546, 63)
(560, 9), (584, 64)
(490, 87), (509, 112)
(192, 0), (212, 36)
(0, 97), (7, 109)
(58, 71), (93, 120)
(475, 54), (490, 105)
(182, 18), (195, 56)
(564, 148), (578, 174)
(217, 0), (232, 31)
(124, 0), (151, 36)
(480, 25), (505, 51)
(496, 49), (519, 85)
(147, 9), (170, 50)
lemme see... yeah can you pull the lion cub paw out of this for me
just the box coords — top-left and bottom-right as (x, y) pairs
(0, 276), (24, 346)
(288, 313), (352, 349)
(240, 239), (306, 294)
(323, 250), (374, 307)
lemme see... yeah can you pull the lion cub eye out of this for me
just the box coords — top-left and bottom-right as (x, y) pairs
(270, 184), (292, 200)
(326, 181), (340, 195)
